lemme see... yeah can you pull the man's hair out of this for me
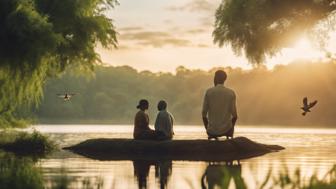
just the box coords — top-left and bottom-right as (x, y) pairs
(214, 70), (227, 85)
(157, 100), (167, 111)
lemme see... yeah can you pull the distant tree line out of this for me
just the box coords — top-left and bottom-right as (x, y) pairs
(34, 61), (336, 127)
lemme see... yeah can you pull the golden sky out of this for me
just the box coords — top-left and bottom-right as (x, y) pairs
(98, 0), (332, 72)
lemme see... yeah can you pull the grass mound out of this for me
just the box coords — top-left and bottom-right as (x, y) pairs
(65, 137), (284, 161)
(0, 130), (57, 156)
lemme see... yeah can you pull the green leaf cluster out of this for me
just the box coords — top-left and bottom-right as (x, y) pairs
(0, 0), (118, 127)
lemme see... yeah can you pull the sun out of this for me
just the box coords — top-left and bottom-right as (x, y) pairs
(284, 36), (324, 60)
(267, 36), (326, 68)
(294, 37), (312, 50)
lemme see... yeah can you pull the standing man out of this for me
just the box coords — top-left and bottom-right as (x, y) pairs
(202, 70), (238, 140)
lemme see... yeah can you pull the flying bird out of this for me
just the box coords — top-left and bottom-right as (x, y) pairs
(57, 93), (76, 101)
(301, 97), (318, 116)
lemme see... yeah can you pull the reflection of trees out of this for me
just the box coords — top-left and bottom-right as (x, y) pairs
(0, 153), (43, 189)
(133, 160), (172, 189)
(0, 152), (104, 189)
(2, 152), (336, 189)
(201, 161), (247, 189)
(47, 174), (104, 189)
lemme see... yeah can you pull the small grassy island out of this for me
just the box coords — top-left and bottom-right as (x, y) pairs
(65, 137), (284, 161)
(0, 131), (56, 157)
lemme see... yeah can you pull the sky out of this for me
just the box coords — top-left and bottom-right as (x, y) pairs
(98, 0), (330, 72)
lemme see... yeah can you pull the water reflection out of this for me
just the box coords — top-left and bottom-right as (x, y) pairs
(133, 160), (172, 189)
(0, 151), (105, 189)
(5, 125), (336, 188)
(44, 167), (105, 189)
(0, 152), (44, 189)
(2, 151), (336, 189)
(155, 161), (172, 189)
(201, 160), (247, 189)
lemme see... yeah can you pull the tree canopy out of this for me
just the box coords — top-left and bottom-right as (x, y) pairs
(213, 0), (336, 64)
(0, 0), (118, 127)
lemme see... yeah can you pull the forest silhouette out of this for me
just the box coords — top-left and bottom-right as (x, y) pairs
(33, 60), (336, 127)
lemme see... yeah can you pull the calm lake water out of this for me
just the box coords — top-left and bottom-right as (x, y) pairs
(26, 125), (336, 188)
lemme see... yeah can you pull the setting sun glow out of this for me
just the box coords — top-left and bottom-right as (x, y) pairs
(100, 0), (335, 72)
(266, 36), (326, 68)
(289, 37), (323, 59)
(294, 37), (312, 49)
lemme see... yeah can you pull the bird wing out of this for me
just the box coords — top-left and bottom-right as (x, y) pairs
(308, 100), (318, 108)
(67, 93), (76, 98)
(303, 97), (308, 106)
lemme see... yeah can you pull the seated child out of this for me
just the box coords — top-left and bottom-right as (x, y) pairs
(154, 100), (174, 140)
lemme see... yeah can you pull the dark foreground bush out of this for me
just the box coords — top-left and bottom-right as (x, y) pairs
(0, 130), (57, 156)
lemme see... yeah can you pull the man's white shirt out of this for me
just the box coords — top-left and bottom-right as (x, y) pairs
(202, 84), (237, 135)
